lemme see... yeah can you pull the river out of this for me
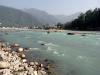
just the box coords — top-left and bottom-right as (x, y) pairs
(0, 31), (100, 75)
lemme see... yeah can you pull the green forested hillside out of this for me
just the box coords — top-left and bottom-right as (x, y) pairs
(64, 8), (100, 31)
(0, 6), (40, 27)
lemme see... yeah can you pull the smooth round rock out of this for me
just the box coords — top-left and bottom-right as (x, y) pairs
(34, 62), (39, 65)
(21, 54), (26, 58)
(30, 62), (35, 66)
(18, 48), (24, 52)
(22, 59), (27, 63)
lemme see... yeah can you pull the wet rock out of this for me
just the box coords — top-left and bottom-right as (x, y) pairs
(40, 44), (45, 46)
(47, 31), (50, 34)
(81, 34), (86, 36)
(67, 33), (75, 35)
(44, 59), (48, 62)
(24, 47), (29, 51)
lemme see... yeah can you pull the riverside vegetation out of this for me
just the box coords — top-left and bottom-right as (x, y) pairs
(64, 8), (100, 31)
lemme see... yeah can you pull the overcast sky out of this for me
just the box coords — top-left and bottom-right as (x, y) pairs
(0, 0), (99, 15)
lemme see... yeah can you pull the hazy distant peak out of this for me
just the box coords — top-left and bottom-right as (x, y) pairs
(23, 8), (81, 24)
(23, 8), (49, 15)
(0, 5), (81, 27)
(23, 8), (59, 25)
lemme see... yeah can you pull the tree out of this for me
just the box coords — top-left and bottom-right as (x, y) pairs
(64, 8), (100, 31)
(56, 23), (63, 29)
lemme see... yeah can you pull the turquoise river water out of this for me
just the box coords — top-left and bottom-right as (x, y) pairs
(0, 31), (100, 75)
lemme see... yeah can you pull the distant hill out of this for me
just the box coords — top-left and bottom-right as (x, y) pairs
(23, 8), (80, 25)
(0, 5), (80, 27)
(23, 8), (59, 25)
(0, 6), (40, 27)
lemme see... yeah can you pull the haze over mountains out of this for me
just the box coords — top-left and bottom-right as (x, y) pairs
(23, 8), (59, 25)
(23, 8), (80, 24)
(0, 6), (40, 27)
(0, 5), (80, 27)
(54, 13), (81, 23)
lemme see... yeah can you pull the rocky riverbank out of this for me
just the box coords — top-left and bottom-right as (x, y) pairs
(0, 41), (55, 75)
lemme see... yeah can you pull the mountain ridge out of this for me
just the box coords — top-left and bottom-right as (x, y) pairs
(23, 8), (59, 25)
(0, 5), (41, 27)
(0, 5), (80, 27)
(23, 8), (81, 24)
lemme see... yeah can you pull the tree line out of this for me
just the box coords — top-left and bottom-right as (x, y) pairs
(63, 8), (100, 31)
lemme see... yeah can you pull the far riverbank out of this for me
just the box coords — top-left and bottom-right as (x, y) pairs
(0, 28), (100, 35)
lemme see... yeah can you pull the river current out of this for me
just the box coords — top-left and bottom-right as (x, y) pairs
(0, 31), (100, 75)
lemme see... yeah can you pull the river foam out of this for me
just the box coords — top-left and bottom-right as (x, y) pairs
(37, 40), (47, 44)
(45, 43), (58, 47)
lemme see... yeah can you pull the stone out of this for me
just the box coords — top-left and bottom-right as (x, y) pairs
(30, 62), (35, 66)
(0, 69), (13, 75)
(39, 70), (47, 75)
(18, 48), (24, 52)
(22, 59), (27, 63)
(6, 47), (11, 51)
(0, 61), (10, 69)
(34, 62), (39, 65)
(0, 42), (49, 75)
(14, 43), (20, 47)
(33, 71), (38, 75)
(15, 71), (28, 75)
(21, 54), (26, 58)
(40, 64), (43, 67)
(27, 67), (35, 75)
(67, 33), (75, 35)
